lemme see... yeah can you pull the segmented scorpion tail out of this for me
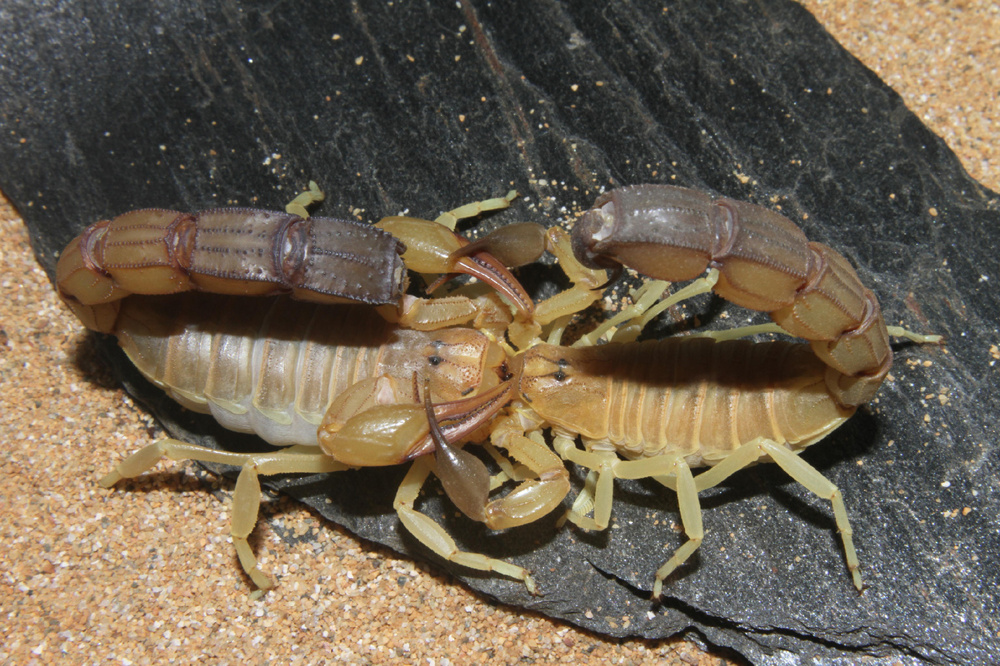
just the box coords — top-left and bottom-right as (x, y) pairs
(572, 184), (894, 406)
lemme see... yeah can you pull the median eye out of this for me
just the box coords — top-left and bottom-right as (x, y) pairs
(553, 370), (567, 382)
(428, 355), (443, 366)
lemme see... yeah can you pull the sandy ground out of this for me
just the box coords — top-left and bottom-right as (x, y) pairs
(1, 1), (996, 664)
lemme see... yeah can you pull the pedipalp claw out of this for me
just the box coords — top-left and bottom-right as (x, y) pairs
(405, 377), (517, 460)
(376, 216), (535, 320)
(424, 378), (491, 522)
(444, 249), (535, 319)
(446, 222), (546, 269)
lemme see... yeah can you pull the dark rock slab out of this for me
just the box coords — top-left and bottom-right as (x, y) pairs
(2, 0), (997, 663)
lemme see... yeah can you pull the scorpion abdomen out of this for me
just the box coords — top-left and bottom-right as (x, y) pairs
(519, 337), (853, 466)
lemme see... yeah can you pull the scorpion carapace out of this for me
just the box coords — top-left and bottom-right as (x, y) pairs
(59, 184), (940, 598)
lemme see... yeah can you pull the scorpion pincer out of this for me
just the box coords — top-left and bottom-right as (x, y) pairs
(56, 189), (566, 593)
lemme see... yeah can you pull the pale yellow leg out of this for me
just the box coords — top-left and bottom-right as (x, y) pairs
(651, 460), (703, 598)
(554, 435), (677, 527)
(552, 435), (617, 530)
(553, 438), (629, 529)
(684, 321), (942, 347)
(285, 180), (325, 218)
(101, 439), (348, 591)
(694, 436), (863, 591)
(434, 190), (518, 230)
(605, 270), (721, 344)
(551, 437), (707, 596)
(574, 280), (672, 347)
(568, 269), (721, 348)
(556, 468), (599, 529)
(393, 457), (537, 593)
(684, 321), (786, 342)
(886, 325), (943, 344)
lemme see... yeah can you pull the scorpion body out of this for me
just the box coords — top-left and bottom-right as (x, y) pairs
(505, 184), (939, 596)
(61, 192), (566, 592)
(506, 333), (862, 597)
(114, 294), (504, 451)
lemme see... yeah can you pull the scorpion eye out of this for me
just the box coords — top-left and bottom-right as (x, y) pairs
(428, 355), (443, 366)
(553, 370), (567, 382)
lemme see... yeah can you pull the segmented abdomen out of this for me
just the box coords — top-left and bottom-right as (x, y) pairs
(114, 294), (425, 447)
(521, 338), (855, 467)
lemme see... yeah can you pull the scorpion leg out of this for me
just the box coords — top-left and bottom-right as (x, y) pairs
(650, 461), (703, 599)
(572, 269), (722, 347)
(552, 434), (678, 530)
(433, 189), (518, 231)
(551, 437), (617, 529)
(551, 435), (707, 597)
(558, 468), (600, 528)
(100, 439), (347, 591)
(693, 436), (862, 591)
(283, 180), (325, 219)
(553, 430), (859, 594)
(393, 456), (538, 594)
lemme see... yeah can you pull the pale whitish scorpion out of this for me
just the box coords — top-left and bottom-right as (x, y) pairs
(56, 182), (940, 597)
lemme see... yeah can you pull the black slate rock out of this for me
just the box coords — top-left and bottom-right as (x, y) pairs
(2, 1), (997, 663)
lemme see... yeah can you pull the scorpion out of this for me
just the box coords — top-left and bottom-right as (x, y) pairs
(56, 183), (939, 597)
(56, 188), (574, 592)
